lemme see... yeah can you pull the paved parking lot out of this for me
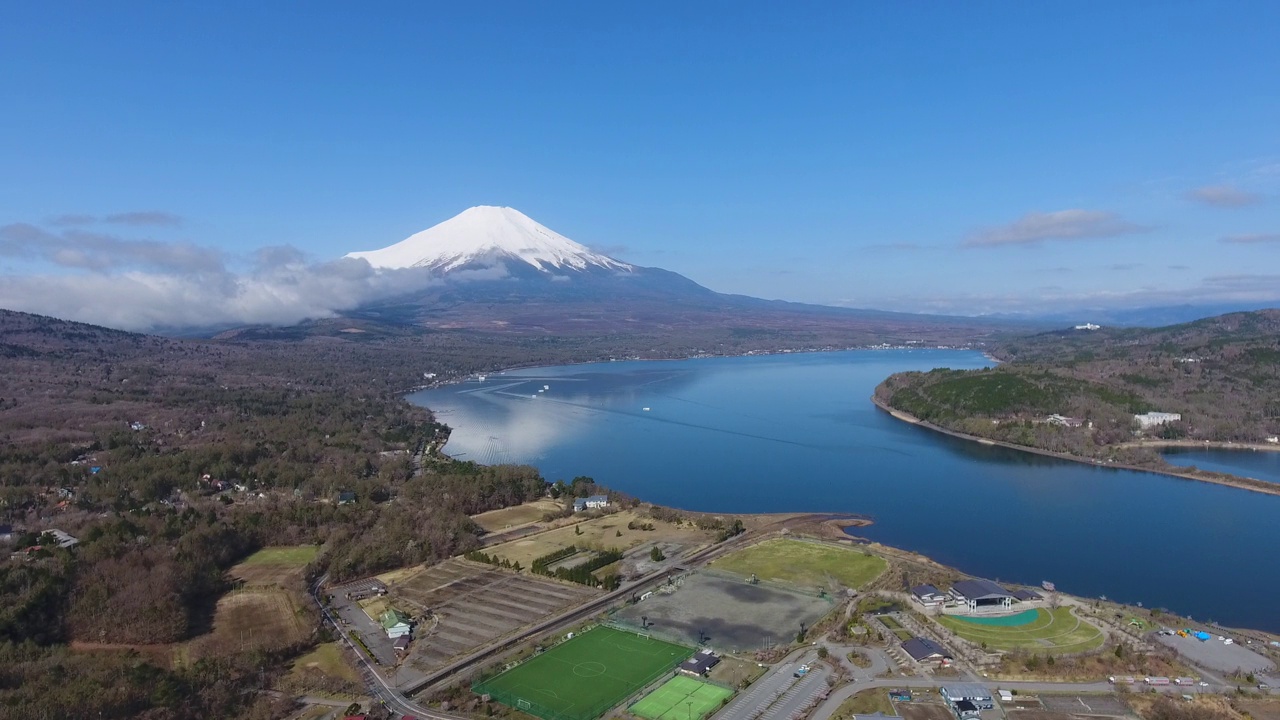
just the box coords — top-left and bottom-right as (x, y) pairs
(1154, 633), (1275, 674)
(714, 651), (825, 720)
(330, 592), (397, 666)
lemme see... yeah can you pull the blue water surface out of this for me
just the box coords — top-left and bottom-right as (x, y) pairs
(408, 350), (1280, 632)
(1163, 448), (1280, 485)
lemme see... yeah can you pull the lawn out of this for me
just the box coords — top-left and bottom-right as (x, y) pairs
(936, 607), (1104, 654)
(290, 642), (360, 684)
(709, 539), (887, 591)
(471, 499), (564, 532)
(240, 545), (319, 566)
(830, 689), (897, 719)
(475, 626), (693, 720)
(631, 676), (733, 720)
(486, 510), (712, 568)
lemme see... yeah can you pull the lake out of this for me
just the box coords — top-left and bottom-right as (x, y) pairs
(408, 350), (1280, 632)
(1163, 448), (1280, 485)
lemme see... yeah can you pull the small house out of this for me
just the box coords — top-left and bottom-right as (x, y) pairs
(585, 495), (609, 509)
(888, 690), (913, 703)
(910, 584), (947, 607)
(46, 529), (79, 549)
(337, 491), (357, 505)
(380, 609), (412, 639)
(1011, 588), (1042, 602)
(941, 684), (993, 710)
(953, 700), (981, 719)
(394, 635), (411, 654)
(679, 649), (721, 677)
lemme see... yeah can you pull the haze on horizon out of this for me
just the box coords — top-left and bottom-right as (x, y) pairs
(1, 2), (1279, 331)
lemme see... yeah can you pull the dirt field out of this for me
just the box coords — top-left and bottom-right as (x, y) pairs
(184, 588), (310, 660)
(1039, 694), (1132, 717)
(708, 655), (766, 690)
(387, 559), (599, 674)
(611, 571), (834, 651)
(899, 704), (955, 720)
(1235, 699), (1280, 720)
(290, 642), (360, 683)
(1008, 711), (1079, 720)
(485, 510), (714, 567)
(832, 688), (898, 717)
(470, 499), (564, 533)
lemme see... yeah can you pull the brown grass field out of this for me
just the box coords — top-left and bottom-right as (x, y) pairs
(184, 588), (310, 661)
(289, 642), (361, 684)
(470, 499), (564, 532)
(485, 509), (714, 567)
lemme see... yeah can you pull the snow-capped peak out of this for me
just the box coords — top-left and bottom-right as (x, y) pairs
(346, 206), (633, 274)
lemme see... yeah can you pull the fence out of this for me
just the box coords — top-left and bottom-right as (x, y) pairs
(474, 682), (622, 720)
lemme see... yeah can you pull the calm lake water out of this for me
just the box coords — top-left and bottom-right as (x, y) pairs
(408, 350), (1280, 632)
(1163, 448), (1280, 485)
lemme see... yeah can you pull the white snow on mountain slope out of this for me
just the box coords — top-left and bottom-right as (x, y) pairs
(346, 206), (634, 274)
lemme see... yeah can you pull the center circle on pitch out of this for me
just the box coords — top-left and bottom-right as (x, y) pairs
(573, 661), (606, 677)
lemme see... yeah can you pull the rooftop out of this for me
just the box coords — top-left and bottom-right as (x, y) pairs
(379, 609), (411, 629)
(941, 683), (993, 699)
(951, 579), (1012, 600)
(901, 637), (949, 661)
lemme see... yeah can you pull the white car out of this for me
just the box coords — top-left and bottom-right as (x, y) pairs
(1199, 682), (1209, 687)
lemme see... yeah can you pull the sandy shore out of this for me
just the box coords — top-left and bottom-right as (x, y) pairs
(1114, 438), (1280, 453)
(870, 395), (1280, 498)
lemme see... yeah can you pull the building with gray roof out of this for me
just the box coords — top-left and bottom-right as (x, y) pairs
(950, 579), (1013, 611)
(901, 637), (951, 663)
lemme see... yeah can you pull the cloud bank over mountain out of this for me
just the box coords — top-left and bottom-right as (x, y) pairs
(0, 220), (435, 331)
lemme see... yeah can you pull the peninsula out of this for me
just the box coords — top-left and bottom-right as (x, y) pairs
(875, 310), (1280, 493)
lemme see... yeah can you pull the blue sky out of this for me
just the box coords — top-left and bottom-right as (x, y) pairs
(1, 1), (1278, 328)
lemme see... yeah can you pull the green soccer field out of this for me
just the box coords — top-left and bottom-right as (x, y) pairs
(476, 626), (694, 720)
(935, 607), (1104, 654)
(631, 675), (734, 720)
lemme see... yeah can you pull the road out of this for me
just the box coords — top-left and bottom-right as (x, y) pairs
(313, 575), (459, 720)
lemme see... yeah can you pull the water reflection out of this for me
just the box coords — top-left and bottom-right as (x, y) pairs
(411, 351), (1280, 632)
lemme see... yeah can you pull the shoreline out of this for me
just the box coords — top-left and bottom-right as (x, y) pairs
(412, 345), (987, 457)
(870, 395), (1280, 498)
(400, 343), (986, 395)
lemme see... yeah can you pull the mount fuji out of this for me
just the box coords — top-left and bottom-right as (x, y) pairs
(336, 206), (1019, 339)
(346, 206), (632, 276)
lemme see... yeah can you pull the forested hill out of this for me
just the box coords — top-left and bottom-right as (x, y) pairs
(876, 309), (1280, 470)
(0, 309), (610, 718)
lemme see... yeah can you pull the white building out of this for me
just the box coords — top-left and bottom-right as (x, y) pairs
(573, 495), (610, 512)
(1134, 412), (1181, 429)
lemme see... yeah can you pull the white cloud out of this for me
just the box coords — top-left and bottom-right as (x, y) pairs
(964, 210), (1148, 248)
(1187, 185), (1263, 208)
(0, 220), (442, 331)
